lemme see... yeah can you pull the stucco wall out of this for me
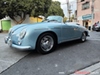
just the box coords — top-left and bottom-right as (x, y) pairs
(77, 0), (92, 25)
(0, 15), (43, 31)
(77, 0), (100, 25)
(1, 15), (30, 27)
(0, 20), (1, 30)
(0, 15), (30, 31)
(10, 15), (30, 26)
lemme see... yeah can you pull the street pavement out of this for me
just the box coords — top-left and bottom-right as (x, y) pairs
(0, 33), (29, 73)
(0, 31), (100, 75)
(71, 61), (100, 75)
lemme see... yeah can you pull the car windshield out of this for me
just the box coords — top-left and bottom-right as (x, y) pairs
(43, 16), (63, 23)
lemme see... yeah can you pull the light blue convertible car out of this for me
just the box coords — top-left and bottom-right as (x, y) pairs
(5, 16), (89, 54)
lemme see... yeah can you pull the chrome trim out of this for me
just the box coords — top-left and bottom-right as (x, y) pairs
(12, 44), (32, 50)
(40, 35), (54, 52)
(4, 36), (9, 44)
(4, 36), (32, 50)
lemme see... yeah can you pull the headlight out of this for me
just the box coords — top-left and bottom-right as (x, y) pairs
(19, 29), (26, 39)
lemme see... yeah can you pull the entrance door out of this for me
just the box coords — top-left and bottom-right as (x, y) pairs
(83, 20), (88, 29)
(85, 21), (88, 28)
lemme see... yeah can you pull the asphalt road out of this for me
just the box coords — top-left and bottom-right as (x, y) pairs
(0, 31), (100, 75)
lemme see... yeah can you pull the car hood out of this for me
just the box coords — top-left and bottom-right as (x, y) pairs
(11, 22), (42, 31)
(10, 22), (60, 33)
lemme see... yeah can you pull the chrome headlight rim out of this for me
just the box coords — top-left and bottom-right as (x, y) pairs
(19, 29), (26, 39)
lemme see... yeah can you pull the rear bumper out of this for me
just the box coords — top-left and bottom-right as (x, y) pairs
(4, 36), (32, 50)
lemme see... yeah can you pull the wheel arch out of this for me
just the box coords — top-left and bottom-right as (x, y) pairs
(84, 31), (88, 36)
(35, 31), (58, 48)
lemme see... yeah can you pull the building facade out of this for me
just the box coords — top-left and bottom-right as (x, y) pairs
(77, 0), (100, 29)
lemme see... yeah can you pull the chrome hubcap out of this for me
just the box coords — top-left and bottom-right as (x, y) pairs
(40, 35), (54, 52)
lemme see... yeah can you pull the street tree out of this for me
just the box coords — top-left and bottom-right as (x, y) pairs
(0, 0), (7, 19)
(30, 0), (52, 17)
(63, 17), (68, 23)
(0, 0), (51, 24)
(46, 1), (64, 17)
(70, 14), (75, 22)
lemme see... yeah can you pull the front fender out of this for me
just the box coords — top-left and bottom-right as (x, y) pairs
(24, 27), (61, 49)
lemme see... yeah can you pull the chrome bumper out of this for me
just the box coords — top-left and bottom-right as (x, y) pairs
(12, 44), (31, 50)
(4, 36), (32, 50)
(4, 36), (9, 44)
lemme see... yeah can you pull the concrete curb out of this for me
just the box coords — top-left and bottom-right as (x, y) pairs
(70, 62), (100, 75)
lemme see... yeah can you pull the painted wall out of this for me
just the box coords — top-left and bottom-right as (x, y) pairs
(77, 0), (100, 26)
(77, 0), (92, 25)
(30, 17), (43, 23)
(3, 15), (43, 26)
(0, 20), (1, 30)
(1, 20), (11, 31)
(0, 15), (43, 31)
(0, 15), (30, 31)
(11, 15), (30, 26)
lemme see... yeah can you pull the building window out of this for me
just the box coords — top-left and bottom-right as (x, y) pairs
(82, 2), (90, 10)
(81, 0), (85, 2)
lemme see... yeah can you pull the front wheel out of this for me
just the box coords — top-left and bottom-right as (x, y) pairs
(36, 33), (57, 54)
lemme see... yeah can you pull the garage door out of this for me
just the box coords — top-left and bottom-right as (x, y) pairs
(1, 20), (11, 31)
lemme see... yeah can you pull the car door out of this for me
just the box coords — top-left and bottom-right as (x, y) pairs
(61, 24), (75, 42)
(73, 25), (82, 39)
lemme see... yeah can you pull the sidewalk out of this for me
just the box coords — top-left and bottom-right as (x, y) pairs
(0, 33), (29, 73)
(70, 62), (100, 75)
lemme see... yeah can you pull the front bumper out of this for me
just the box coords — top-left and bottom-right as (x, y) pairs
(11, 44), (31, 50)
(4, 36), (32, 50)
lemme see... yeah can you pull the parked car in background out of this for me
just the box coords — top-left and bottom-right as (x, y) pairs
(92, 23), (96, 31)
(92, 23), (100, 31)
(94, 23), (100, 31)
(4, 16), (89, 54)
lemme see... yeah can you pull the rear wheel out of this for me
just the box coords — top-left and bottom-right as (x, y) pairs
(36, 33), (57, 54)
(80, 32), (86, 42)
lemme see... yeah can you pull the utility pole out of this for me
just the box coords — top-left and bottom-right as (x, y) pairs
(91, 0), (95, 31)
(67, 0), (72, 22)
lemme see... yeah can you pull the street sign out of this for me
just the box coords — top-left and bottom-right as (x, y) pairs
(82, 14), (92, 20)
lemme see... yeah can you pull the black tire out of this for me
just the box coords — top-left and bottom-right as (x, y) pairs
(80, 32), (86, 42)
(36, 33), (57, 54)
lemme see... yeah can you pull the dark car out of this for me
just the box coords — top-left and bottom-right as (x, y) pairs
(92, 23), (100, 31)
(92, 23), (97, 31)
(95, 23), (100, 31)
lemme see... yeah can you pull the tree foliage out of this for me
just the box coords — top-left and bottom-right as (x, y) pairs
(30, 0), (51, 17)
(46, 1), (64, 17)
(63, 17), (68, 23)
(0, 0), (7, 19)
(0, 0), (64, 24)
(70, 14), (75, 22)
(0, 0), (51, 24)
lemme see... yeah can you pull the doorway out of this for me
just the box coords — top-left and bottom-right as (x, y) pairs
(83, 20), (89, 29)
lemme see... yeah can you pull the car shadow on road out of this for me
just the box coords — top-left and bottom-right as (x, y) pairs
(57, 40), (85, 51)
(27, 40), (88, 55)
